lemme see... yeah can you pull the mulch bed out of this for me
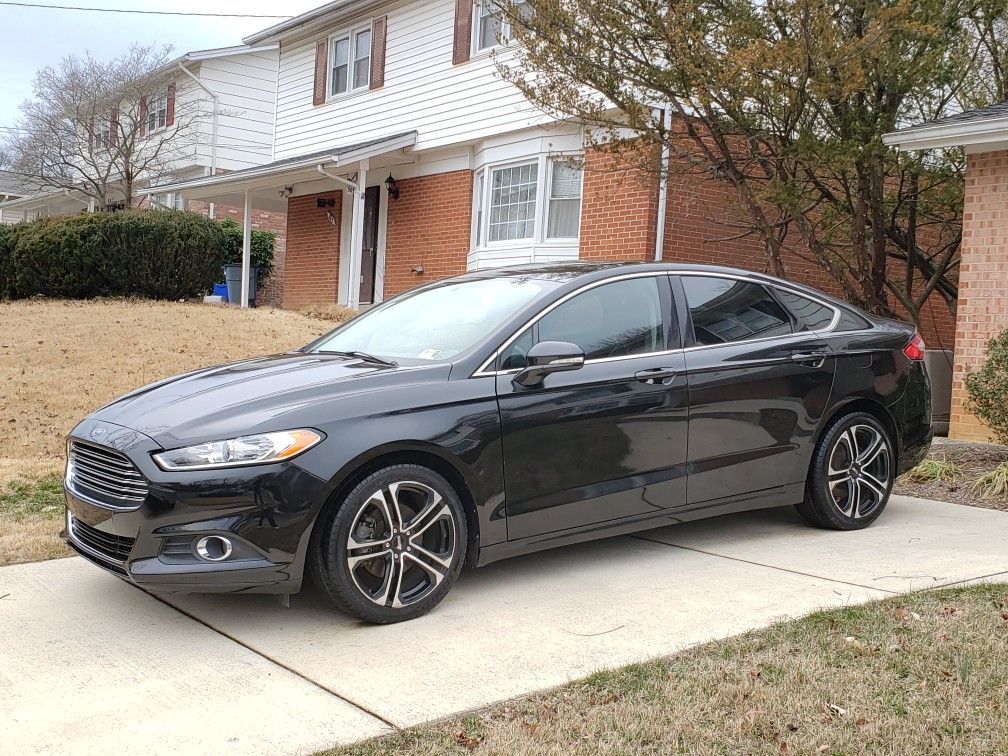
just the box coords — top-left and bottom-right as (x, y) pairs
(893, 437), (1008, 511)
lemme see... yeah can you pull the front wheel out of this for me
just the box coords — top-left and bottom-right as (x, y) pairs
(797, 412), (894, 530)
(311, 464), (467, 624)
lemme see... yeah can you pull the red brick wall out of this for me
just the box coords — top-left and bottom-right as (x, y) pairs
(383, 170), (473, 298)
(282, 191), (343, 311)
(949, 150), (1008, 441)
(579, 147), (660, 260)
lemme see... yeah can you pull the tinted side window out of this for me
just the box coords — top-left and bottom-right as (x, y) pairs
(776, 289), (834, 331)
(682, 276), (792, 346)
(836, 309), (872, 331)
(498, 277), (665, 368)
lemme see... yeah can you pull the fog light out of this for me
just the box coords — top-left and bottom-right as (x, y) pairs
(195, 535), (233, 562)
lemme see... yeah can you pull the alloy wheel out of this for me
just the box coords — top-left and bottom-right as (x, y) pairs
(345, 481), (457, 609)
(826, 424), (891, 519)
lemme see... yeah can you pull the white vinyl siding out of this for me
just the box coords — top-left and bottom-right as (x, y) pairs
(273, 0), (547, 160)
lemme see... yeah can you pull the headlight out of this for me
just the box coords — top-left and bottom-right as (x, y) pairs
(152, 429), (324, 471)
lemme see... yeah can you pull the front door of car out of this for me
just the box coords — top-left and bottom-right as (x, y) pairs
(674, 274), (836, 511)
(495, 275), (689, 540)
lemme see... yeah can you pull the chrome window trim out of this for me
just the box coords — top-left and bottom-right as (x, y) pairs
(471, 269), (844, 378)
(471, 271), (671, 378)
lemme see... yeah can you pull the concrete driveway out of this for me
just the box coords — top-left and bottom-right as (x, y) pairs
(3, 495), (1007, 755)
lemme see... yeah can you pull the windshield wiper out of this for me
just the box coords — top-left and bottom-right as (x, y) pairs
(318, 350), (398, 367)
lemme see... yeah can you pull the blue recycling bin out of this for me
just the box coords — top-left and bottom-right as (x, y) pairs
(212, 283), (228, 302)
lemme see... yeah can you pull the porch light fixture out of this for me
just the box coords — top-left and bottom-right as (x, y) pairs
(385, 174), (400, 200)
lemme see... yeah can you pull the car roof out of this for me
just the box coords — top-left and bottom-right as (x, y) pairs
(446, 261), (868, 317)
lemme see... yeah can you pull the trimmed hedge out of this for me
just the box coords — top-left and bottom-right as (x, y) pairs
(0, 210), (274, 301)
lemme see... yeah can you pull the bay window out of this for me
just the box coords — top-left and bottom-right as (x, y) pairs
(472, 155), (584, 250)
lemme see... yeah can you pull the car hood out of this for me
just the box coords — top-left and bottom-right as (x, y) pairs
(91, 352), (447, 449)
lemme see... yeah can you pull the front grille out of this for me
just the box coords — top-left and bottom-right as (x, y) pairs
(69, 515), (136, 563)
(68, 441), (148, 508)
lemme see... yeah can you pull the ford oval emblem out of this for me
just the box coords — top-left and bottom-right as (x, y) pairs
(90, 427), (107, 439)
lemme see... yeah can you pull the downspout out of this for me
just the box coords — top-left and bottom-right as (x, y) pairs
(178, 61), (219, 175)
(654, 105), (673, 261)
(316, 164), (360, 192)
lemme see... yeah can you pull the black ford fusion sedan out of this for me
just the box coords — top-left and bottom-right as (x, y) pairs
(63, 262), (932, 623)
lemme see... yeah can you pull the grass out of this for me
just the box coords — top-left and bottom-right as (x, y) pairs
(904, 456), (963, 485)
(971, 462), (1008, 501)
(324, 584), (1008, 756)
(0, 298), (334, 566)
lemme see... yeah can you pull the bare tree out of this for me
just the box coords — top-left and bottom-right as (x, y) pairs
(3, 44), (205, 209)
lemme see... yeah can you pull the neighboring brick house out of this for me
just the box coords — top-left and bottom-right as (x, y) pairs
(886, 103), (1008, 441)
(161, 0), (955, 343)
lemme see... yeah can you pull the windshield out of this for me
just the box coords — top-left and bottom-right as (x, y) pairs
(309, 277), (553, 363)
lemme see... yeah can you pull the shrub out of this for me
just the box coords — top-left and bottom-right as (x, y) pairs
(964, 329), (1008, 445)
(219, 218), (276, 280)
(4, 210), (226, 300)
(903, 457), (961, 485)
(971, 462), (1008, 500)
(0, 223), (14, 299)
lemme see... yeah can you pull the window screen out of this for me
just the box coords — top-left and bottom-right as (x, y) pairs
(776, 289), (835, 331)
(682, 276), (792, 346)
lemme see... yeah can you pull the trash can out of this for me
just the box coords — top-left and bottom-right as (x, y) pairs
(224, 264), (257, 307)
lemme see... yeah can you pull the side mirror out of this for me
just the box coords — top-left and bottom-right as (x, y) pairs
(513, 341), (585, 388)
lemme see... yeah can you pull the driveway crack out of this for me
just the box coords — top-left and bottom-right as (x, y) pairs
(630, 535), (900, 595)
(134, 585), (400, 732)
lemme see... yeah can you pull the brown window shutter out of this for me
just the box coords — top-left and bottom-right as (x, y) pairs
(110, 108), (118, 146)
(370, 15), (387, 89)
(313, 38), (329, 106)
(140, 97), (148, 137)
(87, 118), (95, 151)
(452, 0), (473, 65)
(166, 83), (176, 127)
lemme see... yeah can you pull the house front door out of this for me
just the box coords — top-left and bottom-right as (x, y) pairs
(359, 185), (381, 304)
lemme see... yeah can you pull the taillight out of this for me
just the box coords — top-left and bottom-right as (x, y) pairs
(903, 332), (926, 361)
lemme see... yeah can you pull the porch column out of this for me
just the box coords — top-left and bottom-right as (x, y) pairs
(347, 160), (368, 310)
(241, 188), (252, 309)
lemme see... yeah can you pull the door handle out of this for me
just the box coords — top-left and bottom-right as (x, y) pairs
(790, 352), (827, 367)
(634, 368), (678, 384)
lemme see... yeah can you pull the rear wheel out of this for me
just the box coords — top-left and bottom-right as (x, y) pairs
(311, 464), (467, 624)
(797, 412), (894, 530)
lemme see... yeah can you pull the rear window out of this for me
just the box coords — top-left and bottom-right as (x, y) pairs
(775, 289), (835, 331)
(681, 276), (792, 346)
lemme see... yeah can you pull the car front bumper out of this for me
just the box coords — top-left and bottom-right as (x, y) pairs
(62, 418), (330, 595)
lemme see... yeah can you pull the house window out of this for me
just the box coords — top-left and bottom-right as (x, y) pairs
(148, 93), (168, 133)
(94, 119), (112, 151)
(547, 160), (583, 238)
(488, 162), (538, 242)
(331, 24), (372, 97)
(473, 155), (584, 249)
(475, 0), (529, 52)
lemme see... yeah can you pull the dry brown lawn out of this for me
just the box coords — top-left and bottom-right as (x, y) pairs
(326, 584), (1008, 756)
(0, 298), (333, 565)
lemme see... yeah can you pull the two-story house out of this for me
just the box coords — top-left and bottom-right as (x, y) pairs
(0, 43), (291, 299)
(159, 0), (954, 358)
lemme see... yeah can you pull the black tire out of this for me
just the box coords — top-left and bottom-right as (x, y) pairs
(797, 412), (895, 530)
(310, 464), (467, 624)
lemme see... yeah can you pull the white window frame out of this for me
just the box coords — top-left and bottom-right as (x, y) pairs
(147, 93), (168, 134)
(471, 153), (584, 251)
(473, 0), (528, 53)
(94, 119), (112, 151)
(328, 22), (373, 100)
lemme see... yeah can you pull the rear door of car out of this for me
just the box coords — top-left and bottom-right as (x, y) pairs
(673, 273), (837, 513)
(492, 273), (690, 540)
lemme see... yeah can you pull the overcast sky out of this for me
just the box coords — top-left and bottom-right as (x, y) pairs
(0, 0), (323, 129)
